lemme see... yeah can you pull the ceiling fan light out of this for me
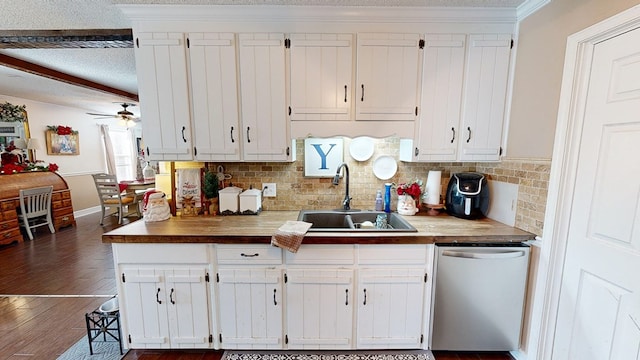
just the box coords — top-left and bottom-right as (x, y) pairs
(126, 119), (137, 128)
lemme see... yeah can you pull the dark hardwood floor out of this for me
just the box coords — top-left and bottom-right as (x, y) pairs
(0, 212), (513, 360)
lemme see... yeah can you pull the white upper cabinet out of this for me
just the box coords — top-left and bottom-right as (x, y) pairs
(188, 32), (241, 162)
(410, 34), (466, 162)
(401, 33), (512, 162)
(459, 34), (512, 162)
(289, 33), (353, 122)
(356, 33), (423, 121)
(238, 33), (294, 162)
(135, 32), (192, 161)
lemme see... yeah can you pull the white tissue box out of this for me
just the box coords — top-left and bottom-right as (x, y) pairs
(240, 189), (262, 214)
(219, 186), (242, 214)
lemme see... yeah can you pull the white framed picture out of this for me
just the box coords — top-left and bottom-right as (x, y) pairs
(304, 138), (344, 177)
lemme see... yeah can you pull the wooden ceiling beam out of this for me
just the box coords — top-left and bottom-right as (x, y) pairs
(0, 29), (133, 49)
(0, 53), (138, 102)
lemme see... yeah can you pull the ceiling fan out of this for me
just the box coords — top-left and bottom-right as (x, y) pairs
(87, 103), (140, 127)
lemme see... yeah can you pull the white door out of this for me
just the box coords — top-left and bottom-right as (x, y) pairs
(285, 268), (354, 350)
(164, 267), (211, 348)
(135, 32), (192, 161)
(357, 268), (426, 349)
(189, 32), (241, 161)
(217, 268), (283, 349)
(552, 27), (640, 359)
(356, 33), (422, 121)
(414, 34), (466, 161)
(238, 33), (291, 161)
(289, 33), (353, 121)
(120, 267), (170, 348)
(459, 34), (511, 162)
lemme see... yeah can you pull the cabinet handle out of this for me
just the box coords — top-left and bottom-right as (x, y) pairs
(360, 84), (364, 102)
(1, 223), (7, 229)
(156, 288), (162, 304)
(414, 147), (419, 157)
(230, 126), (235, 143)
(240, 253), (259, 257)
(363, 288), (367, 305)
(181, 126), (187, 143)
(450, 127), (456, 143)
(3, 233), (10, 238)
(246, 127), (251, 143)
(466, 126), (471, 143)
(344, 85), (348, 103)
(345, 289), (349, 306)
(273, 289), (278, 306)
(170, 288), (175, 305)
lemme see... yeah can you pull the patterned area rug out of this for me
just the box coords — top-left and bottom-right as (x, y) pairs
(222, 350), (434, 360)
(57, 336), (126, 360)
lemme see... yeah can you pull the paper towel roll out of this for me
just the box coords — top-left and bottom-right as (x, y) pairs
(425, 170), (442, 205)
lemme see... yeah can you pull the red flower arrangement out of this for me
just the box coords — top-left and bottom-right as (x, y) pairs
(396, 180), (423, 198)
(47, 125), (78, 135)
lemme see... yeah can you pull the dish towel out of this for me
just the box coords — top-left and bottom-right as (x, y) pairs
(271, 221), (312, 253)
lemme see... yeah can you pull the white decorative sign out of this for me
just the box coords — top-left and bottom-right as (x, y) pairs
(304, 138), (344, 177)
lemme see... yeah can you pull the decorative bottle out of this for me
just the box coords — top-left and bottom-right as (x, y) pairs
(143, 161), (156, 181)
(375, 190), (383, 211)
(384, 183), (392, 213)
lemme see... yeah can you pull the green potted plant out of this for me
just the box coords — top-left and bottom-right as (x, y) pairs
(203, 169), (219, 215)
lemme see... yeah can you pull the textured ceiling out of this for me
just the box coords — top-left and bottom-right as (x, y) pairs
(0, 0), (528, 115)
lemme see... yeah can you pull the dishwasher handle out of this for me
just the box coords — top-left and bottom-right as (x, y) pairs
(442, 249), (526, 259)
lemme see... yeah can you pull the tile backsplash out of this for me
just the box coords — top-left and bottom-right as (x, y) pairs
(205, 138), (550, 236)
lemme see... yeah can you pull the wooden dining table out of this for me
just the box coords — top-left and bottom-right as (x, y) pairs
(118, 179), (156, 197)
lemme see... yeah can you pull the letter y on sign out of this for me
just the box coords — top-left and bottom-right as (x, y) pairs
(304, 138), (344, 177)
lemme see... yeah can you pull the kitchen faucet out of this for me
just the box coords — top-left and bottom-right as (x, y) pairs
(332, 163), (351, 210)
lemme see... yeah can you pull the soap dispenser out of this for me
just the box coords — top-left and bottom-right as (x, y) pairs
(375, 190), (383, 211)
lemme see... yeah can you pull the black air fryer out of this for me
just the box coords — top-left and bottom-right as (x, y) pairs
(445, 172), (489, 219)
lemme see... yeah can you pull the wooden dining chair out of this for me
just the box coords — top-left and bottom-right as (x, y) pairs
(92, 173), (141, 225)
(18, 186), (55, 241)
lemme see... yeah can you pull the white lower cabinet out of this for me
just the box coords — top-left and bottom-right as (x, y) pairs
(217, 268), (283, 349)
(357, 268), (427, 349)
(120, 265), (212, 349)
(285, 268), (355, 349)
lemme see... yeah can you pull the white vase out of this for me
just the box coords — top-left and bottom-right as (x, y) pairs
(397, 194), (418, 215)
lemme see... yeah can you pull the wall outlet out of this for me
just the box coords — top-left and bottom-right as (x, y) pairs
(263, 183), (277, 197)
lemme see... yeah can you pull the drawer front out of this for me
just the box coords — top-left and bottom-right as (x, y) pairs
(285, 244), (355, 265)
(358, 244), (430, 265)
(61, 191), (71, 199)
(51, 192), (62, 202)
(54, 213), (75, 229)
(0, 209), (17, 221)
(53, 206), (73, 217)
(1, 227), (23, 244)
(0, 218), (19, 232)
(0, 200), (17, 211)
(216, 244), (282, 265)
(51, 200), (63, 210)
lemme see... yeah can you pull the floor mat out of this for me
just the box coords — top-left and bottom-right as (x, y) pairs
(222, 349), (434, 360)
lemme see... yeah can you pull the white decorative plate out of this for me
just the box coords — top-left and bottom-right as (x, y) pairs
(372, 155), (397, 180)
(349, 136), (374, 161)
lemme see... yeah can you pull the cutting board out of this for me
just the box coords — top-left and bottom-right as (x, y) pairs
(486, 180), (519, 226)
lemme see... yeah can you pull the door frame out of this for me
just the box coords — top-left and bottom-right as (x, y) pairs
(532, 5), (640, 359)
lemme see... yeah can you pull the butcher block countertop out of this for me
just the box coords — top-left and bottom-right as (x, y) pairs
(102, 211), (534, 244)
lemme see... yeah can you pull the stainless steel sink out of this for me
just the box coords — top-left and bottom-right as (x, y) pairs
(297, 210), (417, 232)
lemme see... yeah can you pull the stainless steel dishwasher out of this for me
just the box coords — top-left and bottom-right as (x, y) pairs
(430, 243), (530, 351)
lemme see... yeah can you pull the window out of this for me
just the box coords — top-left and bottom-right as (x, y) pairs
(108, 127), (137, 181)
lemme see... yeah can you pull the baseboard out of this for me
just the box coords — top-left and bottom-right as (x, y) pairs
(74, 206), (101, 218)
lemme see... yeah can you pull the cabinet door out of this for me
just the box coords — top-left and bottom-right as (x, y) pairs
(120, 266), (211, 349)
(164, 267), (211, 348)
(459, 34), (511, 162)
(135, 32), (192, 161)
(285, 269), (354, 349)
(238, 33), (292, 161)
(189, 33), (241, 161)
(121, 267), (171, 348)
(356, 33), (422, 121)
(357, 268), (426, 349)
(414, 34), (466, 162)
(217, 268), (283, 349)
(289, 33), (353, 121)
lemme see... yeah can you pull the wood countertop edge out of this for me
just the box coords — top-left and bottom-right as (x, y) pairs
(102, 211), (536, 244)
